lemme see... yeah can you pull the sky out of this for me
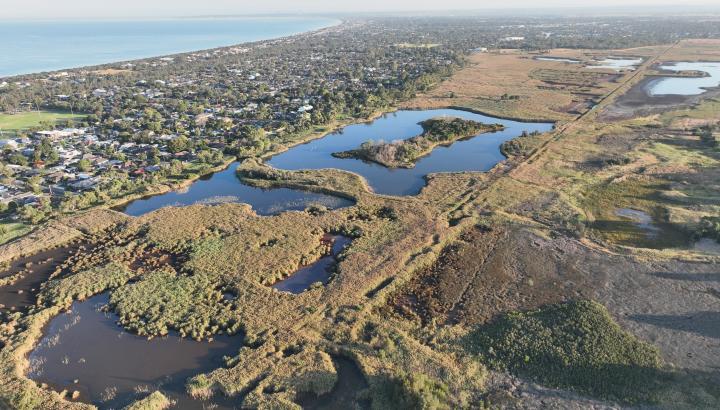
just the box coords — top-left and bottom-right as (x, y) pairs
(3, 0), (719, 20)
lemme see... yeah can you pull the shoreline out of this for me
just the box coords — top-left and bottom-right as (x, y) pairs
(111, 109), (388, 216)
(0, 17), (344, 80)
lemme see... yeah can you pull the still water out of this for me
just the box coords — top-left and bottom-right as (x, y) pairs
(647, 62), (720, 96)
(272, 235), (352, 294)
(268, 109), (554, 196)
(121, 109), (553, 216)
(28, 293), (243, 409)
(535, 57), (580, 63)
(118, 167), (354, 217)
(589, 57), (642, 71)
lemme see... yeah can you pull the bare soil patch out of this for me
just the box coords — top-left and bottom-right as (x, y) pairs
(601, 77), (720, 121)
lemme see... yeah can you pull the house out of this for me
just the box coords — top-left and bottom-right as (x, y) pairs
(49, 185), (66, 197)
(69, 177), (99, 191)
(92, 88), (109, 97)
(0, 139), (19, 150)
(59, 148), (82, 161)
(195, 113), (213, 126)
(45, 171), (68, 184)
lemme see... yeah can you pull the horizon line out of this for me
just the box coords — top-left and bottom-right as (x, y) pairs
(3, 5), (720, 22)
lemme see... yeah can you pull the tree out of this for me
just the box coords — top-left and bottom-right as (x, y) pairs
(76, 159), (92, 172)
(27, 175), (43, 194)
(168, 159), (184, 176)
(697, 125), (717, 147)
(19, 204), (46, 225)
(168, 135), (191, 153)
(9, 153), (28, 167)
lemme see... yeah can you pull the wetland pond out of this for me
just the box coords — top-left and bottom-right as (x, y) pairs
(28, 293), (244, 409)
(0, 245), (80, 313)
(272, 235), (351, 294)
(121, 109), (554, 216)
(647, 61), (720, 96)
(606, 61), (720, 119)
(589, 57), (642, 71)
(118, 165), (354, 217)
(534, 56), (580, 63)
(614, 208), (660, 238)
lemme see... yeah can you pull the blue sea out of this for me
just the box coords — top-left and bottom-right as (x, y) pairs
(0, 17), (339, 78)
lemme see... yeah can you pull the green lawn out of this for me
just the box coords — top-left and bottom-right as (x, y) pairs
(0, 221), (32, 245)
(0, 111), (85, 139)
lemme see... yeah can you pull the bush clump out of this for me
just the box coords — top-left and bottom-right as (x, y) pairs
(465, 300), (668, 404)
(377, 372), (452, 410)
(697, 216), (720, 242)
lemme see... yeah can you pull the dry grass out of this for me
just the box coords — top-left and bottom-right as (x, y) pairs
(404, 50), (621, 122)
(623, 39), (720, 62)
(121, 391), (170, 410)
(89, 69), (132, 76)
(0, 222), (82, 265)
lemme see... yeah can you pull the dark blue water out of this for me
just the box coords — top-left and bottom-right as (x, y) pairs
(0, 17), (338, 77)
(268, 109), (554, 196)
(121, 109), (554, 216)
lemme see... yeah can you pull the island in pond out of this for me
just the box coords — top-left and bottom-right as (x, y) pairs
(332, 117), (504, 168)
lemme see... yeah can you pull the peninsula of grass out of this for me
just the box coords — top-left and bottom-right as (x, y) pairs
(0, 110), (85, 138)
(332, 117), (503, 168)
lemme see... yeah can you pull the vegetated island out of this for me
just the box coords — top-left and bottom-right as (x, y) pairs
(331, 117), (504, 168)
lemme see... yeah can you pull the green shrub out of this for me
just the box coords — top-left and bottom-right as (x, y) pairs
(377, 372), (451, 410)
(465, 300), (668, 404)
(697, 216), (720, 241)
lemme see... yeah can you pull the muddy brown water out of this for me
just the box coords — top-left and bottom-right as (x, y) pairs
(27, 293), (244, 409)
(0, 245), (78, 313)
(272, 235), (352, 294)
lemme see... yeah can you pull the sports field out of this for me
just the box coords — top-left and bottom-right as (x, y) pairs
(0, 111), (84, 138)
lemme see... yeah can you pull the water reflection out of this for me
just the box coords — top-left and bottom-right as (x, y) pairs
(647, 62), (720, 96)
(28, 294), (243, 409)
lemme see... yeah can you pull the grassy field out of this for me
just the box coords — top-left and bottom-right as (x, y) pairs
(0, 111), (84, 138)
(404, 49), (622, 122)
(0, 221), (32, 245)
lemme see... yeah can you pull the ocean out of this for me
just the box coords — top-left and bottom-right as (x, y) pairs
(0, 17), (339, 78)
